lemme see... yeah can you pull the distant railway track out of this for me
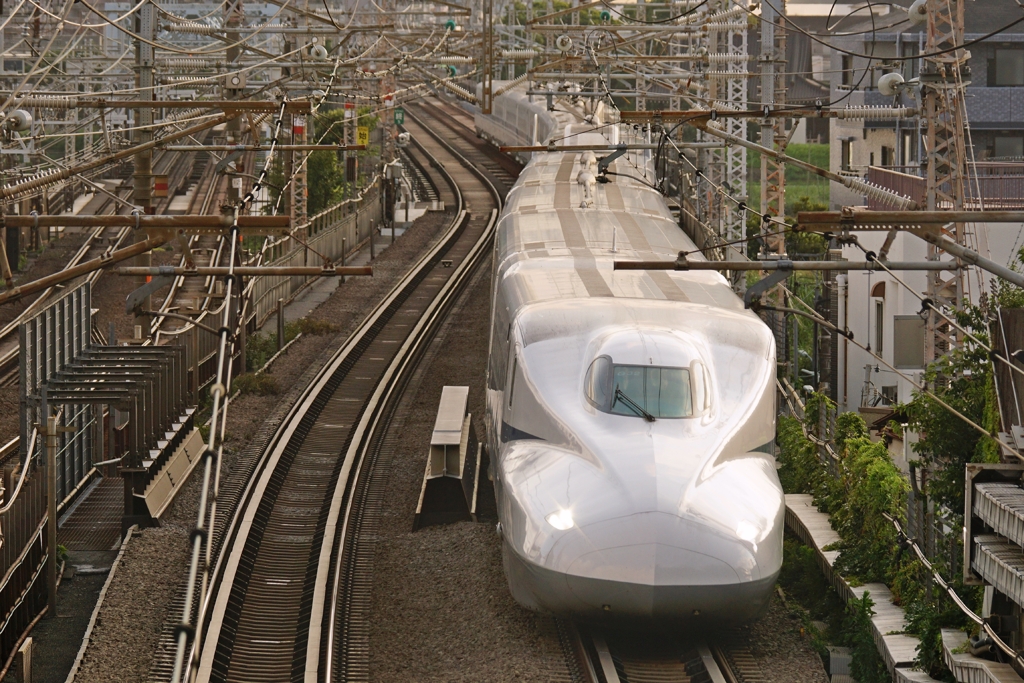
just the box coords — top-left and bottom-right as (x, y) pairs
(191, 101), (510, 683)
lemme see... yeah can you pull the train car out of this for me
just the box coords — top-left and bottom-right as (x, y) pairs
(476, 86), (785, 624)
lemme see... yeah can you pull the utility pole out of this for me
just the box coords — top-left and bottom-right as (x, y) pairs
(482, 0), (493, 114)
(759, 0), (789, 368)
(922, 0), (968, 366)
(132, 0), (155, 332)
(225, 0), (244, 206)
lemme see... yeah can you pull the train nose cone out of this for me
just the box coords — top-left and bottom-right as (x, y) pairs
(558, 511), (771, 621)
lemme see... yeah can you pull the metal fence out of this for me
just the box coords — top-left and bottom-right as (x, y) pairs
(18, 283), (94, 503)
(249, 184), (381, 328)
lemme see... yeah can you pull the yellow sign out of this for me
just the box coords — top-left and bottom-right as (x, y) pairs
(356, 126), (369, 146)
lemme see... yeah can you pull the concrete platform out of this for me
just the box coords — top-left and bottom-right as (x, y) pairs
(785, 494), (944, 683)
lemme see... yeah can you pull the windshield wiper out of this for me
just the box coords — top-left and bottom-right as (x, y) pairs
(613, 387), (656, 422)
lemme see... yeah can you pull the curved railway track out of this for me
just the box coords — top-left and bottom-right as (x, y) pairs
(191, 103), (506, 683)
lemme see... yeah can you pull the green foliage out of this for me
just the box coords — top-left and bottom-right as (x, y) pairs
(903, 305), (999, 515)
(245, 317), (337, 372)
(233, 372), (279, 396)
(775, 396), (971, 679)
(307, 150), (346, 215)
(830, 434), (907, 584)
(785, 196), (828, 257)
(992, 246), (1024, 308)
(845, 593), (891, 683)
(294, 317), (338, 336)
(57, 544), (69, 564)
(779, 535), (899, 682)
(748, 143), (831, 218)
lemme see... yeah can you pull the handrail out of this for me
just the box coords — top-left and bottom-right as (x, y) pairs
(0, 406), (62, 516)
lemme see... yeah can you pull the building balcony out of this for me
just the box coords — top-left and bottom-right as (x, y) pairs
(864, 164), (1024, 210)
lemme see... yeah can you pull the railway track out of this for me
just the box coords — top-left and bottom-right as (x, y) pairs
(191, 102), (506, 683)
(569, 628), (763, 683)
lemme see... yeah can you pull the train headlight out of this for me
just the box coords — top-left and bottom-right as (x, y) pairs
(546, 509), (575, 531)
(736, 520), (760, 543)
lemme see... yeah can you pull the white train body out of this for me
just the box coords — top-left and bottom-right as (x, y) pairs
(476, 88), (784, 624)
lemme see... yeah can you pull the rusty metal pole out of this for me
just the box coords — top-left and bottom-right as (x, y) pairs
(276, 298), (284, 351)
(132, 0), (155, 334)
(46, 414), (57, 616)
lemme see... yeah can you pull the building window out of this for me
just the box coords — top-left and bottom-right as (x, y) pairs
(881, 146), (895, 166)
(991, 49), (1024, 86)
(841, 55), (854, 87)
(875, 300), (884, 355)
(902, 132), (917, 164)
(994, 135), (1024, 159)
(841, 139), (853, 171)
(901, 43), (920, 80)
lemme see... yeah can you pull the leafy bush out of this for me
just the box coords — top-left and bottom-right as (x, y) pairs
(777, 394), (974, 679)
(233, 373), (279, 396)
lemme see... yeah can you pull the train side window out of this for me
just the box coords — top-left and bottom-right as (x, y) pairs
(584, 356), (613, 410)
(690, 360), (712, 416)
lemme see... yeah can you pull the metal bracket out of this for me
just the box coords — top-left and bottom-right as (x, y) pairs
(214, 150), (243, 175)
(598, 145), (628, 175)
(125, 269), (176, 314)
(176, 232), (195, 269)
(744, 260), (793, 309)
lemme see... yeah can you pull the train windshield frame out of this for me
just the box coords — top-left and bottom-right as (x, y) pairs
(584, 355), (708, 419)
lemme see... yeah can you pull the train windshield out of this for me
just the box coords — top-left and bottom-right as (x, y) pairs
(585, 356), (693, 418)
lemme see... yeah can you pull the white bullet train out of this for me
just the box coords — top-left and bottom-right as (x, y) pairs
(475, 86), (785, 624)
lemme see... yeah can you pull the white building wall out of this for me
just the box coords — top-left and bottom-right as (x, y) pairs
(836, 223), (1024, 413)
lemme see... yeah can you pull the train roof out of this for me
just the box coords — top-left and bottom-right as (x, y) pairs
(495, 138), (748, 316)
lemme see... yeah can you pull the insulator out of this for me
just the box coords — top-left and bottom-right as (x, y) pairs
(833, 106), (917, 121)
(844, 177), (917, 209)
(706, 53), (752, 64)
(433, 55), (474, 64)
(167, 22), (218, 34)
(0, 168), (69, 200)
(703, 6), (746, 23)
(704, 21), (747, 31)
(14, 96), (72, 110)
(158, 58), (219, 69)
(161, 75), (208, 83)
(159, 108), (207, 124)
(704, 70), (753, 78)
(494, 73), (529, 96)
(500, 49), (537, 61)
(439, 79), (476, 103)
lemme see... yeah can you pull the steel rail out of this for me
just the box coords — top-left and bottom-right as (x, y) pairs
(189, 107), (484, 683)
(323, 104), (506, 682)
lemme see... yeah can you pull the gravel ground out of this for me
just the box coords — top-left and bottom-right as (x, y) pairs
(365, 261), (579, 682)
(70, 209), (456, 682)
(71, 527), (189, 683)
(735, 593), (830, 683)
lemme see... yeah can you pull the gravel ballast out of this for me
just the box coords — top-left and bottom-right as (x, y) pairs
(71, 527), (188, 683)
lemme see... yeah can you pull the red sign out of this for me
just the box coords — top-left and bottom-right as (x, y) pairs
(153, 175), (169, 198)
